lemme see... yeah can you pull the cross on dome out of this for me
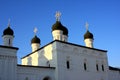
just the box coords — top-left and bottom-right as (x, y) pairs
(8, 19), (11, 27)
(85, 22), (89, 31)
(55, 11), (61, 21)
(34, 27), (38, 35)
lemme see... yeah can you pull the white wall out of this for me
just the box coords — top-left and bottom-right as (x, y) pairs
(108, 70), (120, 80)
(21, 41), (120, 80)
(54, 41), (109, 80)
(0, 46), (18, 80)
(22, 43), (56, 67)
(17, 65), (55, 80)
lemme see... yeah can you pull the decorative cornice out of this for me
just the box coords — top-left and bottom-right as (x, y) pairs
(0, 45), (19, 50)
(17, 64), (55, 69)
(0, 55), (17, 59)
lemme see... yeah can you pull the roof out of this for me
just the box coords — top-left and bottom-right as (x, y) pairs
(22, 40), (107, 59)
(109, 66), (120, 71)
(84, 30), (93, 39)
(52, 21), (68, 36)
(0, 45), (19, 50)
(17, 64), (55, 69)
(31, 35), (40, 44)
(57, 40), (107, 52)
(3, 27), (14, 36)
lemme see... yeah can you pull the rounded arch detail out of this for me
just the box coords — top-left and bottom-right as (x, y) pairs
(43, 76), (51, 80)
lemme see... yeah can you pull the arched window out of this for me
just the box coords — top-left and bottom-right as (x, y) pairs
(84, 59), (88, 71)
(102, 64), (104, 71)
(66, 56), (70, 69)
(66, 61), (70, 69)
(47, 61), (50, 67)
(96, 64), (99, 71)
(9, 39), (10, 45)
(25, 77), (28, 80)
(84, 62), (87, 70)
(43, 76), (51, 80)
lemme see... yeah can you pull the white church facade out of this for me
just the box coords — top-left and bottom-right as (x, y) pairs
(0, 12), (120, 80)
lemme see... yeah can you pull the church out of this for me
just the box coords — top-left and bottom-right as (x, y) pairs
(0, 12), (120, 80)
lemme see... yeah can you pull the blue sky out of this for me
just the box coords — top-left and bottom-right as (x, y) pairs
(0, 0), (120, 67)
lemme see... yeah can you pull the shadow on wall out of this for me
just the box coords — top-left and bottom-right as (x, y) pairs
(27, 56), (32, 65)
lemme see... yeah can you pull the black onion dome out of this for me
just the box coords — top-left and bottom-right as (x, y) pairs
(3, 27), (14, 35)
(63, 26), (68, 36)
(31, 35), (40, 44)
(84, 30), (94, 39)
(52, 21), (68, 36)
(52, 21), (64, 31)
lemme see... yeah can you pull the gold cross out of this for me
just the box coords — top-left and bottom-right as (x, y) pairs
(55, 11), (61, 21)
(34, 27), (38, 35)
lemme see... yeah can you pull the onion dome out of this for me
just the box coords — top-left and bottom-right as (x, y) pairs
(63, 26), (68, 36)
(52, 21), (68, 36)
(84, 30), (94, 39)
(31, 35), (40, 44)
(52, 21), (64, 31)
(3, 27), (14, 36)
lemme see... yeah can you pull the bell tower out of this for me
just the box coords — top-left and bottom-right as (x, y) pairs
(0, 21), (18, 80)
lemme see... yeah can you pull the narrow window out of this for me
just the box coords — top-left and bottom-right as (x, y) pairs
(66, 61), (70, 69)
(102, 65), (104, 71)
(9, 39), (10, 45)
(96, 64), (99, 71)
(47, 61), (50, 67)
(84, 63), (87, 70)
(25, 77), (28, 80)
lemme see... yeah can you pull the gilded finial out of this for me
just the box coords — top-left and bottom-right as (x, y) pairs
(55, 11), (61, 21)
(34, 27), (38, 35)
(85, 22), (89, 31)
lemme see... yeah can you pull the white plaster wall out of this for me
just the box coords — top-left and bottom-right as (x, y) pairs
(0, 47), (18, 80)
(22, 43), (57, 67)
(108, 70), (120, 80)
(22, 52), (38, 65)
(37, 44), (53, 66)
(21, 41), (111, 80)
(17, 66), (55, 80)
(55, 41), (109, 80)
(22, 58), (27, 65)
(0, 47), (17, 56)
